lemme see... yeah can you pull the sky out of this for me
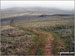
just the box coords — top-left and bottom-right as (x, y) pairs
(1, 1), (74, 11)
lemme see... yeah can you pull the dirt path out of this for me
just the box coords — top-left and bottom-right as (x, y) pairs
(43, 32), (54, 55)
(31, 28), (54, 55)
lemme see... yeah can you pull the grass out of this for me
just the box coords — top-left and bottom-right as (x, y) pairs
(17, 24), (74, 54)
(33, 36), (39, 42)
(1, 15), (74, 55)
(37, 26), (66, 54)
(35, 48), (43, 55)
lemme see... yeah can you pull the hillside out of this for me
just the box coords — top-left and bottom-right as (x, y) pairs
(0, 7), (74, 18)
(0, 13), (74, 55)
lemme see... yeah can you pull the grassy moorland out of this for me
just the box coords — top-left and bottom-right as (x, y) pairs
(0, 14), (74, 55)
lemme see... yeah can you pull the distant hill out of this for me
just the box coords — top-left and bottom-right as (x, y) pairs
(0, 7), (74, 18)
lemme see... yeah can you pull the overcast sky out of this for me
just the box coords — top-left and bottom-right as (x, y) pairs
(1, 1), (74, 11)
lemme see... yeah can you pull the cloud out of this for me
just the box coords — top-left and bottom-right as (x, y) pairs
(1, 1), (74, 11)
